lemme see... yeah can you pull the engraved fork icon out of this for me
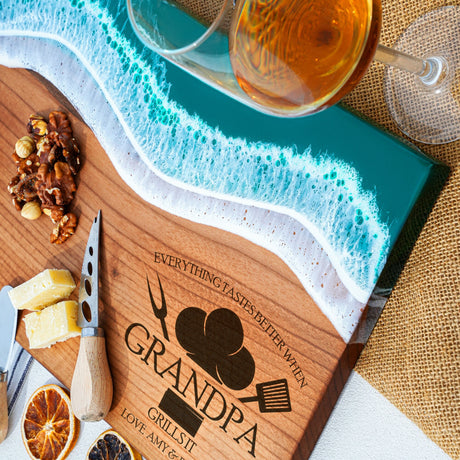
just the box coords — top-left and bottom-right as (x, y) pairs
(147, 273), (169, 341)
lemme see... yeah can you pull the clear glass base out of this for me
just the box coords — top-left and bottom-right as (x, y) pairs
(384, 6), (460, 144)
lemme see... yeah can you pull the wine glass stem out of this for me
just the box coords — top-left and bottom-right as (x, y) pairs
(375, 44), (448, 88)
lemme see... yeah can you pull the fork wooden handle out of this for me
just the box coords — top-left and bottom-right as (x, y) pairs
(0, 373), (8, 443)
(71, 330), (113, 422)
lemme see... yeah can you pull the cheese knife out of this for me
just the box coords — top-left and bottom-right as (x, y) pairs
(0, 286), (18, 443)
(70, 210), (113, 422)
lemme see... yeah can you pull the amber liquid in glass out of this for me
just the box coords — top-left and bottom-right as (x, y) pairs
(229, 0), (381, 115)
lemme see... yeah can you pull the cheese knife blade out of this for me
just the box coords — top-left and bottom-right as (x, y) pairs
(77, 210), (100, 330)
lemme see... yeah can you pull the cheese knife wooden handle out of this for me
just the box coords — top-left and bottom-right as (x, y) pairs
(0, 373), (8, 443)
(70, 329), (113, 422)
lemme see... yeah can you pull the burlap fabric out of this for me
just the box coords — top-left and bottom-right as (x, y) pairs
(343, 1), (460, 458)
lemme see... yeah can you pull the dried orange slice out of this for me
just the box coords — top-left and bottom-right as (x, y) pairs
(87, 429), (142, 460)
(21, 384), (79, 460)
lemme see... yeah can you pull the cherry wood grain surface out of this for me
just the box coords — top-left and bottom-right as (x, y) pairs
(0, 65), (360, 460)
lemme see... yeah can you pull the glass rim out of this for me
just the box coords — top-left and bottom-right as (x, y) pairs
(126, 0), (232, 56)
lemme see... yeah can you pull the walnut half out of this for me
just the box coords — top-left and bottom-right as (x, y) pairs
(35, 162), (76, 208)
(47, 111), (80, 174)
(50, 213), (78, 244)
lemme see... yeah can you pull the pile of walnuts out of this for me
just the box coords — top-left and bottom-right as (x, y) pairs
(7, 111), (80, 244)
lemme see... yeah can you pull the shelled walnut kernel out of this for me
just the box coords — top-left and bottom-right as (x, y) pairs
(8, 111), (81, 244)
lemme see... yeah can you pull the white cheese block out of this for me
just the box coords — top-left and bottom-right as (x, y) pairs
(23, 300), (81, 349)
(8, 268), (76, 311)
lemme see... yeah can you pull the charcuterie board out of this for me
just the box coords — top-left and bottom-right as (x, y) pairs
(0, 65), (447, 459)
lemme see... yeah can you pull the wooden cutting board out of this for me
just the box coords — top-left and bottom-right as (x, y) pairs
(0, 65), (359, 459)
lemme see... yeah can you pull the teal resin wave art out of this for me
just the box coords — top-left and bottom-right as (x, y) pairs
(0, 0), (391, 323)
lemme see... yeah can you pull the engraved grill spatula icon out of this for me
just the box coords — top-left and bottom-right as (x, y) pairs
(239, 379), (291, 413)
(71, 210), (113, 422)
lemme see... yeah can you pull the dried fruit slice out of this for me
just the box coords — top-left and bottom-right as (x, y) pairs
(87, 430), (142, 460)
(21, 384), (79, 460)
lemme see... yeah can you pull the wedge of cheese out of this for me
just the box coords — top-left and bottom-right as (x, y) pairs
(8, 268), (76, 311)
(24, 300), (81, 349)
